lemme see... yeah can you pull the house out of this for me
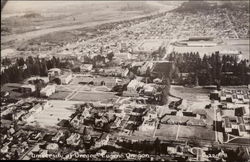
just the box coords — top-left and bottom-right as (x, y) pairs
(210, 90), (220, 100)
(40, 84), (56, 97)
(127, 79), (145, 93)
(71, 115), (84, 128)
(95, 133), (109, 147)
(223, 117), (232, 133)
(20, 84), (36, 94)
(25, 77), (49, 85)
(143, 84), (157, 96)
(48, 68), (61, 78)
(238, 125), (248, 137)
(12, 109), (26, 120)
(66, 133), (80, 146)
(80, 64), (93, 72)
(46, 143), (59, 154)
(167, 146), (177, 155)
(52, 131), (64, 142)
(28, 132), (42, 142)
(21, 112), (35, 122)
(83, 134), (92, 144)
(1, 145), (9, 154)
(110, 117), (122, 129)
(131, 108), (146, 116)
(29, 103), (43, 113)
(235, 107), (246, 117)
(243, 95), (249, 103)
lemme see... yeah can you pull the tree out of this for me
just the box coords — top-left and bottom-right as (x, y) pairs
(106, 52), (114, 62)
(40, 60), (48, 76)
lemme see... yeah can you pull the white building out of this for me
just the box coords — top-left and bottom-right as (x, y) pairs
(80, 64), (93, 72)
(60, 73), (73, 85)
(127, 79), (145, 93)
(48, 68), (61, 77)
(66, 133), (80, 146)
(40, 84), (56, 97)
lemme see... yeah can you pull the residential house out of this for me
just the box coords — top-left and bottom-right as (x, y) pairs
(66, 133), (80, 146)
(80, 64), (93, 72)
(127, 79), (145, 93)
(48, 68), (61, 78)
(238, 125), (248, 137)
(52, 131), (64, 142)
(46, 143), (59, 154)
(223, 117), (232, 133)
(20, 84), (36, 95)
(95, 133), (110, 147)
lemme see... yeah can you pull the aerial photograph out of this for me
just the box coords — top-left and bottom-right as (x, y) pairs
(0, 0), (249, 161)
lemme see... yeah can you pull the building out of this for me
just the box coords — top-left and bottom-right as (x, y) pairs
(60, 73), (73, 85)
(127, 79), (145, 93)
(40, 84), (56, 97)
(95, 133), (110, 147)
(46, 143), (59, 154)
(66, 133), (81, 146)
(48, 68), (61, 78)
(238, 125), (248, 137)
(20, 84), (36, 95)
(52, 131), (64, 142)
(80, 64), (93, 72)
(25, 76), (49, 85)
(143, 84), (157, 96)
(223, 117), (232, 133)
(21, 112), (35, 122)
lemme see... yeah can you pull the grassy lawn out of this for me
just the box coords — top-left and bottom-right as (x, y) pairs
(70, 91), (117, 102)
(49, 91), (71, 100)
(178, 125), (215, 141)
(155, 125), (178, 140)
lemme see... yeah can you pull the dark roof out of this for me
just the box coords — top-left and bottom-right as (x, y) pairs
(132, 108), (146, 114)
(239, 125), (246, 132)
(128, 115), (142, 122)
(183, 111), (196, 117)
(237, 117), (244, 124)
(125, 123), (136, 130)
(235, 107), (246, 116)
(224, 117), (232, 128)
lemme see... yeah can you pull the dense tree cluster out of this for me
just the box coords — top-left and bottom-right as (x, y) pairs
(168, 51), (250, 86)
(1, 56), (72, 85)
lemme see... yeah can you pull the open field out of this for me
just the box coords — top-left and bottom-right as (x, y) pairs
(178, 126), (215, 141)
(70, 91), (117, 102)
(155, 125), (178, 140)
(49, 91), (71, 100)
(27, 100), (83, 128)
(170, 85), (211, 111)
(155, 124), (215, 142)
